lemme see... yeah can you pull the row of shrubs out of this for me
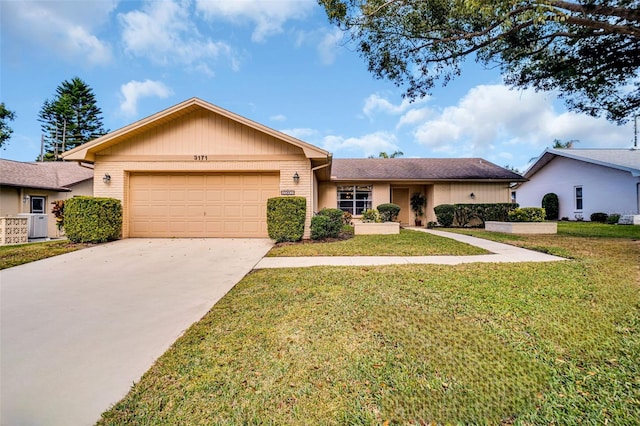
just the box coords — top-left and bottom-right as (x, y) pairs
(433, 203), (520, 227)
(267, 198), (405, 242)
(588, 212), (621, 224)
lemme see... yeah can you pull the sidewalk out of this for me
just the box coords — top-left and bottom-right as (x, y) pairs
(254, 228), (565, 269)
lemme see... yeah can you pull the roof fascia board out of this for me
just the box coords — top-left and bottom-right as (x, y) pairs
(2, 183), (71, 192)
(525, 148), (640, 178)
(330, 178), (527, 183)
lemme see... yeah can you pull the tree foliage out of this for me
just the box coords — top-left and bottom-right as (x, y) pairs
(38, 77), (106, 159)
(552, 138), (579, 148)
(0, 102), (16, 149)
(320, 0), (640, 123)
(369, 150), (405, 158)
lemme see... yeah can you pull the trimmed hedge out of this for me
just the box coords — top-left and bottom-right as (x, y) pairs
(311, 208), (344, 240)
(434, 204), (455, 227)
(590, 212), (609, 223)
(267, 197), (306, 242)
(542, 193), (559, 220)
(377, 203), (401, 222)
(435, 203), (517, 227)
(508, 207), (546, 222)
(64, 196), (122, 243)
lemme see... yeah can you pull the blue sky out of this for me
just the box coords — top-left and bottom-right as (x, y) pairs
(1, 0), (636, 172)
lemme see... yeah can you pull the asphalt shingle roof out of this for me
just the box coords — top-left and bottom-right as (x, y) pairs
(0, 159), (94, 191)
(331, 158), (525, 181)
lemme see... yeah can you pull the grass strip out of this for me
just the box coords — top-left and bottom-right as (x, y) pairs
(267, 228), (488, 257)
(0, 240), (93, 270)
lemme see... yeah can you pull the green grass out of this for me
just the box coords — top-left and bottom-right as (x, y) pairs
(267, 228), (488, 257)
(0, 240), (93, 270)
(99, 230), (640, 425)
(557, 221), (640, 238)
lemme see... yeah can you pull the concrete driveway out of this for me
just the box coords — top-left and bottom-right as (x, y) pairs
(0, 238), (272, 426)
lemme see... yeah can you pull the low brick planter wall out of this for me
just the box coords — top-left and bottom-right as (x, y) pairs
(354, 222), (400, 235)
(485, 221), (557, 234)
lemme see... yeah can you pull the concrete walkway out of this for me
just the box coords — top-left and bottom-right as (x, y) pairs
(0, 238), (272, 426)
(254, 228), (565, 269)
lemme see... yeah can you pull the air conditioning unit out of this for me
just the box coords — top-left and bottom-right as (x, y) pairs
(17, 214), (49, 239)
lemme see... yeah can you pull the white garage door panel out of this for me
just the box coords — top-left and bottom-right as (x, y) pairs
(130, 172), (279, 238)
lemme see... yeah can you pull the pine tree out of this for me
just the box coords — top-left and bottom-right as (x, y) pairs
(38, 77), (106, 159)
(0, 102), (16, 149)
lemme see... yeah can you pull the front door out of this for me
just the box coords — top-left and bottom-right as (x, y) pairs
(392, 187), (410, 225)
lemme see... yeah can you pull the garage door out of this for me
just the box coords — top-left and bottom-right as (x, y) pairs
(129, 173), (280, 238)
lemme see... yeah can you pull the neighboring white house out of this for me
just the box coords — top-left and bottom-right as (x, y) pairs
(516, 148), (640, 220)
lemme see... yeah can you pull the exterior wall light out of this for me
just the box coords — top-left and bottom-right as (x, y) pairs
(23, 194), (30, 203)
(103, 173), (111, 184)
(470, 192), (475, 199)
(293, 172), (300, 184)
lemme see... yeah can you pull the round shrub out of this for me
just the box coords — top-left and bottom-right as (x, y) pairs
(507, 207), (546, 222)
(318, 208), (344, 237)
(361, 209), (380, 223)
(542, 193), (559, 220)
(590, 212), (609, 223)
(434, 204), (455, 227)
(310, 215), (330, 240)
(607, 213), (621, 224)
(377, 203), (401, 222)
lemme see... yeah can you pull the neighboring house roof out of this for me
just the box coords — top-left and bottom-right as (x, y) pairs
(330, 158), (525, 182)
(61, 97), (331, 163)
(525, 148), (640, 178)
(0, 159), (94, 191)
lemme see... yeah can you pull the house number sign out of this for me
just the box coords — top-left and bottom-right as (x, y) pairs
(281, 190), (295, 195)
(193, 155), (208, 161)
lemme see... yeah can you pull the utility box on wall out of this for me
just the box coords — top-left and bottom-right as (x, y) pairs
(17, 213), (49, 239)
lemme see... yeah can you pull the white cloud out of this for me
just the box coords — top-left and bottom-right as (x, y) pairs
(412, 84), (633, 160)
(270, 114), (287, 122)
(280, 128), (319, 140)
(321, 131), (400, 157)
(363, 93), (429, 119)
(396, 107), (433, 129)
(195, 0), (315, 42)
(317, 27), (343, 65)
(2, 0), (115, 65)
(119, 1), (235, 72)
(119, 80), (173, 116)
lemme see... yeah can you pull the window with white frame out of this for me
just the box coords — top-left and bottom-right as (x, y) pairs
(337, 185), (372, 215)
(30, 196), (46, 214)
(575, 186), (583, 210)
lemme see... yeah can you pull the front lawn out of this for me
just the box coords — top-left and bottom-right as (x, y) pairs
(99, 230), (640, 424)
(267, 228), (488, 257)
(0, 240), (93, 270)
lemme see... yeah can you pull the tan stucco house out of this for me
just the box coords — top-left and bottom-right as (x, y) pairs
(62, 98), (524, 239)
(0, 159), (94, 238)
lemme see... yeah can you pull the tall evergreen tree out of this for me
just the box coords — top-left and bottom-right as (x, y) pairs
(38, 77), (106, 159)
(0, 102), (16, 150)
